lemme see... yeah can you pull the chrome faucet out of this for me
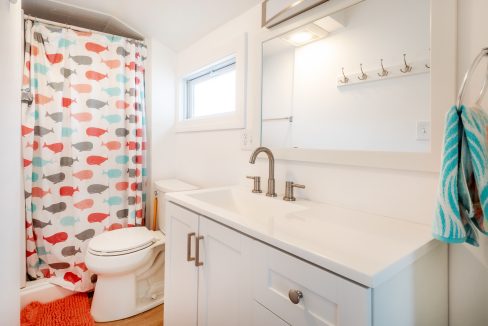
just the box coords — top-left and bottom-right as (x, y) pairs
(249, 147), (276, 197)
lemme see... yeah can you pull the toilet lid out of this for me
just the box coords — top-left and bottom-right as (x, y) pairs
(88, 227), (156, 254)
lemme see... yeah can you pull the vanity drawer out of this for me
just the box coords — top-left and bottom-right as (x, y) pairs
(251, 240), (371, 326)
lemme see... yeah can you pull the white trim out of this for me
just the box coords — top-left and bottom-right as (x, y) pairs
(20, 279), (75, 308)
(256, 0), (457, 172)
(20, 8), (26, 290)
(175, 33), (248, 132)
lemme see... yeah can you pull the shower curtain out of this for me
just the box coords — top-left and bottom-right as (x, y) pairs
(22, 20), (147, 292)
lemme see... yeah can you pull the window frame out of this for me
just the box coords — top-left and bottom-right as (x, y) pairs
(184, 57), (237, 120)
(175, 34), (247, 133)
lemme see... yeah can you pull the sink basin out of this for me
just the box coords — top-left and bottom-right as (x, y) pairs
(187, 187), (307, 222)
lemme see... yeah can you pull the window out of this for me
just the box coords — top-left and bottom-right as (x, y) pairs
(175, 33), (247, 132)
(185, 58), (236, 119)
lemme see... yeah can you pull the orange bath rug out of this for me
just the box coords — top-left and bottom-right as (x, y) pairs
(21, 293), (94, 326)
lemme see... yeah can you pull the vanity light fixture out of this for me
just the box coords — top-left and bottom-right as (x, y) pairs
(288, 31), (314, 44)
(281, 23), (328, 47)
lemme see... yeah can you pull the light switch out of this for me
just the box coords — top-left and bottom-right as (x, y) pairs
(416, 121), (430, 141)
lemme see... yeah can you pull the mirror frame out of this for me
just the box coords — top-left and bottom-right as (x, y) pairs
(257, 0), (457, 172)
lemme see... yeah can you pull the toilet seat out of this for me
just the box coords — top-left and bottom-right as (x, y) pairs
(88, 227), (163, 256)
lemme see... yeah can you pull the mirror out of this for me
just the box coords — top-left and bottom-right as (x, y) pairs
(261, 0), (431, 153)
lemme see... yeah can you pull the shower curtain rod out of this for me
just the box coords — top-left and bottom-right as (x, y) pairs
(23, 14), (145, 43)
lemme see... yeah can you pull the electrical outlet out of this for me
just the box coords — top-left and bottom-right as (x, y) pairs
(241, 130), (253, 149)
(416, 121), (430, 141)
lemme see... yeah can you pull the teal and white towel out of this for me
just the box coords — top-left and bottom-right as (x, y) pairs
(433, 105), (488, 246)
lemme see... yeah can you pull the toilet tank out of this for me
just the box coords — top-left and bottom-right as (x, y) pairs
(154, 179), (198, 234)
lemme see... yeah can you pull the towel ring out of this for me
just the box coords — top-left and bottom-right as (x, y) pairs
(358, 63), (367, 80)
(377, 59), (388, 77)
(457, 47), (488, 107)
(400, 54), (412, 73)
(339, 67), (349, 84)
(475, 57), (488, 107)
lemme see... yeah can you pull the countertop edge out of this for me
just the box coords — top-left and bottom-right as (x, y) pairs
(166, 192), (438, 288)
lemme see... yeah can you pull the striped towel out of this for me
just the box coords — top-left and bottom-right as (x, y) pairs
(433, 105), (488, 246)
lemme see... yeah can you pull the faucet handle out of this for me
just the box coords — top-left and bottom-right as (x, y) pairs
(246, 176), (262, 193)
(283, 181), (305, 201)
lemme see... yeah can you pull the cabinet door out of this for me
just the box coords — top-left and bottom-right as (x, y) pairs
(164, 203), (199, 326)
(197, 217), (252, 326)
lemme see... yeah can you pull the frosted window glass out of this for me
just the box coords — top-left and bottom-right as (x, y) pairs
(192, 70), (236, 117)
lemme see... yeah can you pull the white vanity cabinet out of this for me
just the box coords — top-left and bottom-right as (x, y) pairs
(164, 199), (447, 326)
(165, 202), (371, 326)
(164, 203), (252, 326)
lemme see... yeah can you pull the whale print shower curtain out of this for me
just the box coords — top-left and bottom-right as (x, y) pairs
(22, 20), (147, 291)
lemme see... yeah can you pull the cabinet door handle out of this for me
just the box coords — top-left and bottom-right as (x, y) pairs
(195, 235), (204, 267)
(187, 232), (196, 262)
(288, 289), (303, 304)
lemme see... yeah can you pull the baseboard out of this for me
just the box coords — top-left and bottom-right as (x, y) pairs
(20, 279), (75, 308)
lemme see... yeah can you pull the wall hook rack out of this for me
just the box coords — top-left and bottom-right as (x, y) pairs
(337, 56), (430, 88)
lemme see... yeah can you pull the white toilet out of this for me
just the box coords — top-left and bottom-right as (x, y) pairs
(85, 179), (198, 322)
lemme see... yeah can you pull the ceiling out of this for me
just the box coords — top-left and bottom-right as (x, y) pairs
(22, 0), (261, 51)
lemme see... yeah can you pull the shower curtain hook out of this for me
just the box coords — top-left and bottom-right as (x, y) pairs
(358, 63), (367, 80)
(377, 59), (389, 77)
(339, 67), (349, 84)
(400, 53), (412, 73)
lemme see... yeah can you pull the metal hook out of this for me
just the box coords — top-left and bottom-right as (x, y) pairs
(400, 53), (412, 73)
(377, 59), (389, 77)
(339, 67), (349, 84)
(358, 64), (367, 80)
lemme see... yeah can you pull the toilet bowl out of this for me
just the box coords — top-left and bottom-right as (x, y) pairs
(86, 179), (198, 322)
(85, 227), (165, 322)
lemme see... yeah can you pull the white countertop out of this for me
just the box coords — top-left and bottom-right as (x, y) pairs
(166, 186), (439, 288)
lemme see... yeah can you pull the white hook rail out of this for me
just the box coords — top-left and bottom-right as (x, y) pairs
(337, 59), (430, 87)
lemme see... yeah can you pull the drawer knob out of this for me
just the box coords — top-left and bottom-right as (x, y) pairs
(288, 289), (303, 304)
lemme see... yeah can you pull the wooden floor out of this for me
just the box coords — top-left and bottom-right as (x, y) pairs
(94, 304), (163, 325)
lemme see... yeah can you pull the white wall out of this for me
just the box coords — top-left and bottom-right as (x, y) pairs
(146, 37), (177, 229)
(152, 4), (263, 193)
(449, 1), (488, 325)
(158, 4), (438, 225)
(149, 1), (488, 325)
(0, 0), (22, 324)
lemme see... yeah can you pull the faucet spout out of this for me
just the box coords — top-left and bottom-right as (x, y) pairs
(249, 147), (276, 197)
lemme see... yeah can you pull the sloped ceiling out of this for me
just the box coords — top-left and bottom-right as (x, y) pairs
(22, 0), (261, 51)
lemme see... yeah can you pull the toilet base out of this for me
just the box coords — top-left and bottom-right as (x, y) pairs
(90, 247), (165, 322)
